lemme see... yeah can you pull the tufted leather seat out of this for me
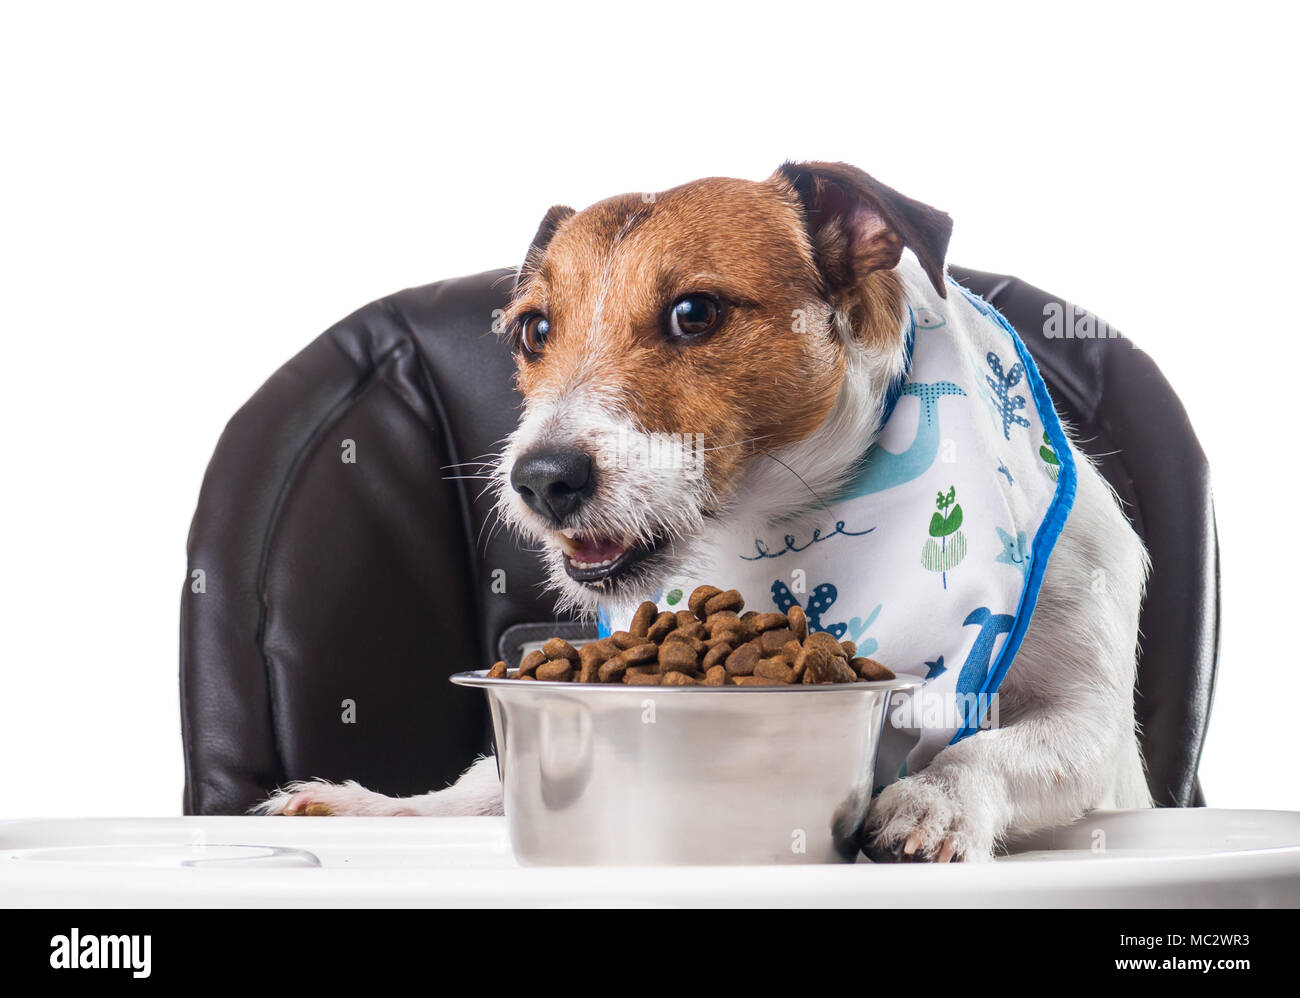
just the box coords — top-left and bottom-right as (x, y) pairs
(180, 265), (1217, 815)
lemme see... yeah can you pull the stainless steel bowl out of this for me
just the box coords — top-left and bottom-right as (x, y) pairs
(450, 671), (920, 865)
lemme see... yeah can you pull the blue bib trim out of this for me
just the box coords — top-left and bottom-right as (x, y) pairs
(947, 278), (1077, 741)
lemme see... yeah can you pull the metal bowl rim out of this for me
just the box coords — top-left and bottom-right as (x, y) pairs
(449, 669), (921, 694)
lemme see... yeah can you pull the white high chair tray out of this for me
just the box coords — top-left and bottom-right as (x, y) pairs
(2, 808), (1296, 907)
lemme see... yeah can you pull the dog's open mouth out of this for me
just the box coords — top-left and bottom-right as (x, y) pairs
(556, 529), (665, 583)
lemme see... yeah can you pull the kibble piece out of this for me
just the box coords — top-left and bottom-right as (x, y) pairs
(647, 611), (678, 643)
(542, 637), (579, 662)
(598, 655), (630, 683)
(611, 631), (641, 650)
(799, 645), (835, 684)
(662, 670), (699, 686)
(675, 620), (707, 641)
(755, 657), (795, 683)
(487, 660), (508, 678)
(724, 641), (761, 676)
(708, 622), (744, 644)
(622, 642), (659, 665)
(804, 631), (845, 659)
(624, 671), (663, 685)
(659, 641), (700, 674)
(689, 585), (723, 620)
(830, 655), (858, 683)
(702, 642), (732, 671)
(663, 631), (707, 657)
(779, 639), (801, 665)
(852, 656), (896, 680)
(577, 659), (601, 683)
(707, 610), (742, 633)
(704, 589), (745, 616)
(579, 642), (610, 668)
(750, 612), (789, 633)
(711, 630), (746, 650)
(519, 649), (546, 677)
(675, 610), (698, 629)
(517, 674), (537, 680)
(787, 604), (808, 642)
(703, 665), (727, 686)
(759, 628), (796, 655)
(630, 601), (658, 638)
(536, 660), (574, 682)
(733, 674), (785, 686)
(840, 640), (857, 659)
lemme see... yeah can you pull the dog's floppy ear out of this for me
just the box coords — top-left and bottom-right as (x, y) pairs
(516, 204), (576, 289)
(775, 161), (952, 298)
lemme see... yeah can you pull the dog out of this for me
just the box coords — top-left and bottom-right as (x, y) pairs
(259, 162), (1152, 862)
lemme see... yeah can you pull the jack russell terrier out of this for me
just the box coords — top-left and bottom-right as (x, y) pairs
(260, 162), (1152, 862)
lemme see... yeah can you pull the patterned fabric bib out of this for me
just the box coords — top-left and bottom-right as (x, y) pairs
(599, 258), (1077, 792)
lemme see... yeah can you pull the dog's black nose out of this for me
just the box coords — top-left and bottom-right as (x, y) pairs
(510, 447), (595, 524)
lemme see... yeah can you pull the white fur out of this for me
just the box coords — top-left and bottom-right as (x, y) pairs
(490, 389), (720, 618)
(254, 756), (503, 817)
(260, 256), (1152, 863)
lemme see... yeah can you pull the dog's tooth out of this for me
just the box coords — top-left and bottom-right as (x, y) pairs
(570, 555), (618, 570)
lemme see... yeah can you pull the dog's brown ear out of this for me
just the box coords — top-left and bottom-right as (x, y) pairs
(517, 204), (576, 289)
(775, 161), (952, 298)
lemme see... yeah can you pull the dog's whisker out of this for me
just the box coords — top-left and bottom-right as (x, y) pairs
(474, 508), (497, 552)
(442, 465), (499, 475)
(758, 448), (834, 514)
(694, 434), (777, 454)
(441, 456), (504, 471)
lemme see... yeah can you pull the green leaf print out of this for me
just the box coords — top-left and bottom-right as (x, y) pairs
(929, 504), (964, 537)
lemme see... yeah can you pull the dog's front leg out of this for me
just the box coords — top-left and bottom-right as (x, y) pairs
(861, 703), (1135, 862)
(254, 755), (503, 817)
(862, 459), (1152, 862)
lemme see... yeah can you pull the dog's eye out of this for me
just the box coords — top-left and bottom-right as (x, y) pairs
(668, 294), (721, 339)
(519, 313), (550, 356)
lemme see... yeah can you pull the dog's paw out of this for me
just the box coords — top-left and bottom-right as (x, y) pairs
(861, 776), (994, 863)
(252, 779), (417, 817)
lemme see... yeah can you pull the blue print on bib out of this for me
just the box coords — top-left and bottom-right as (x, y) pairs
(835, 381), (966, 500)
(771, 580), (848, 639)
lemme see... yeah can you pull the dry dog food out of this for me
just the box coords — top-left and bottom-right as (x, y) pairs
(486, 585), (896, 686)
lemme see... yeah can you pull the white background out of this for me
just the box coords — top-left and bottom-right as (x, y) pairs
(1, 1), (1295, 817)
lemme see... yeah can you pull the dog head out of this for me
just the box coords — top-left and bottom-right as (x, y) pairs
(493, 162), (951, 614)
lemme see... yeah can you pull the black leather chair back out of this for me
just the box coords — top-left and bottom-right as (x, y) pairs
(180, 266), (1217, 814)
